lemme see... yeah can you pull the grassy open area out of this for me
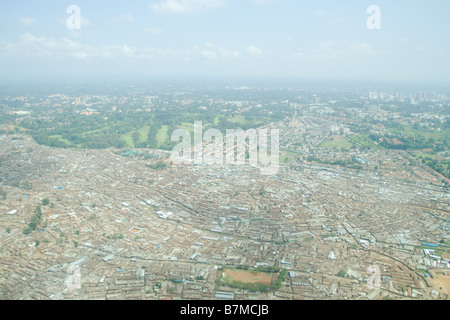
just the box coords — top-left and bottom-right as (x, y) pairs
(137, 126), (151, 144)
(280, 150), (301, 163)
(214, 115), (220, 126)
(387, 125), (450, 143)
(318, 137), (354, 149)
(19, 110), (277, 150)
(227, 115), (247, 124)
(413, 151), (438, 160)
(48, 135), (71, 146)
(414, 152), (450, 180)
(216, 266), (286, 293)
(156, 125), (169, 147)
(347, 134), (382, 149)
(121, 131), (135, 148)
(180, 122), (195, 134)
(79, 127), (109, 138)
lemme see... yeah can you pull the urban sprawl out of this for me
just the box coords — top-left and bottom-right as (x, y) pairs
(0, 83), (449, 300)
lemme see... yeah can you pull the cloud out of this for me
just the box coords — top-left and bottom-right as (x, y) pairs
(1, 33), (392, 68)
(312, 41), (342, 59)
(67, 30), (83, 39)
(315, 9), (347, 25)
(347, 43), (375, 55)
(315, 10), (328, 17)
(0, 33), (246, 63)
(281, 35), (293, 43)
(122, 45), (135, 55)
(415, 45), (426, 52)
(71, 51), (89, 61)
(5, 33), (84, 59)
(245, 45), (263, 56)
(81, 17), (93, 28)
(283, 41), (390, 63)
(201, 50), (217, 59)
(18, 17), (36, 26)
(398, 38), (413, 45)
(191, 42), (240, 60)
(149, 0), (226, 15)
(110, 13), (134, 24)
(144, 27), (164, 36)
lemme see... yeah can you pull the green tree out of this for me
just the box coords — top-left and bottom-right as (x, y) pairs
(259, 187), (266, 196)
(337, 270), (347, 278)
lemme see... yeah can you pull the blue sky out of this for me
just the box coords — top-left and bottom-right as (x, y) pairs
(1, 0), (449, 83)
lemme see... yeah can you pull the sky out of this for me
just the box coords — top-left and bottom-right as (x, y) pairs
(0, 0), (449, 84)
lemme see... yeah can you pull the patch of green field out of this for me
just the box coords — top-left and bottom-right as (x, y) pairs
(387, 125), (450, 143)
(20, 110), (278, 150)
(227, 115), (247, 124)
(121, 132), (135, 148)
(138, 126), (151, 144)
(79, 127), (108, 138)
(318, 139), (354, 149)
(156, 125), (169, 147)
(280, 150), (300, 163)
(347, 134), (382, 149)
(49, 135), (71, 146)
(414, 151), (438, 159)
(180, 122), (195, 133)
